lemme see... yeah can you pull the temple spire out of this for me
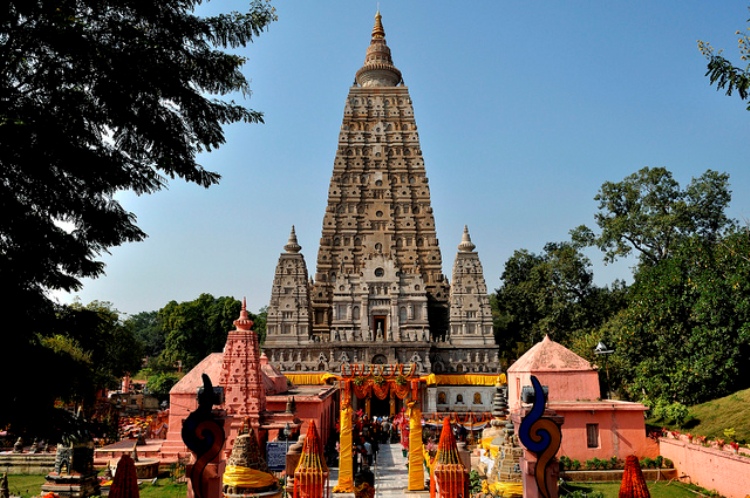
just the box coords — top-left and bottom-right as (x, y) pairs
(355, 11), (402, 87)
(233, 297), (254, 331)
(284, 225), (302, 254)
(458, 225), (476, 253)
(372, 10), (385, 40)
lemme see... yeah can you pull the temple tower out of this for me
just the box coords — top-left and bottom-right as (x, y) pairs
(265, 227), (313, 347)
(309, 11), (449, 348)
(219, 299), (268, 448)
(264, 12), (498, 376)
(447, 226), (494, 346)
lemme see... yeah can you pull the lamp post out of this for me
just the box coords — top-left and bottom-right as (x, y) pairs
(284, 422), (292, 454)
(594, 341), (614, 398)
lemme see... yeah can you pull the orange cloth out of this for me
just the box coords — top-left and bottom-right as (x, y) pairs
(332, 406), (354, 493)
(408, 403), (425, 491)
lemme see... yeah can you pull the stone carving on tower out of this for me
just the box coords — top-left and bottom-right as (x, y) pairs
(263, 12), (498, 375)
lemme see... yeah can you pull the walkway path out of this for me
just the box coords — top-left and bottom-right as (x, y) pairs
(329, 442), (429, 497)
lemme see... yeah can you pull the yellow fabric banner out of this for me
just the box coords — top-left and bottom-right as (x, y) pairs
(284, 373), (339, 385)
(221, 465), (277, 489)
(332, 406), (353, 493)
(421, 373), (507, 386)
(490, 481), (524, 497)
(408, 404), (425, 491)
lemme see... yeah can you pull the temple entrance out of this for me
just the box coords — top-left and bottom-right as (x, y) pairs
(370, 394), (390, 417)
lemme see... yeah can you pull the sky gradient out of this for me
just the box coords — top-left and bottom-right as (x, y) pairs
(55, 2), (750, 316)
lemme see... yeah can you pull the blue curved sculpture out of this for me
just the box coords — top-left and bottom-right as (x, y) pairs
(518, 375), (561, 498)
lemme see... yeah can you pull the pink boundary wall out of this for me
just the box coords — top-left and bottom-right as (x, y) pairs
(659, 436), (750, 498)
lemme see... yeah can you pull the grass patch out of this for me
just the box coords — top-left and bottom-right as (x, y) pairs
(650, 387), (750, 443)
(140, 478), (188, 497)
(561, 481), (723, 498)
(5, 474), (186, 498)
(6, 474), (45, 498)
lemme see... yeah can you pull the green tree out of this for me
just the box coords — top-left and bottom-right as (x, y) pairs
(158, 294), (243, 370)
(8, 301), (144, 440)
(609, 229), (750, 405)
(146, 372), (182, 403)
(124, 310), (164, 358)
(572, 167), (733, 266)
(494, 241), (624, 363)
(255, 305), (268, 345)
(698, 11), (750, 110)
(61, 301), (144, 394)
(1, 0), (275, 433)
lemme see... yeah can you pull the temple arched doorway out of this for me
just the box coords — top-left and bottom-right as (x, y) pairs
(371, 354), (387, 364)
(370, 395), (390, 417)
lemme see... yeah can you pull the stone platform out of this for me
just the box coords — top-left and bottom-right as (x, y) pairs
(94, 438), (168, 476)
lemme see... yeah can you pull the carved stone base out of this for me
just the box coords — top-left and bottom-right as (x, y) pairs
(41, 472), (100, 498)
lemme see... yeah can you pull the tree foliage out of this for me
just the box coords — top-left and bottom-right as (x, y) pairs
(572, 167), (733, 266)
(124, 311), (164, 358)
(493, 241), (625, 364)
(158, 293), (244, 371)
(698, 11), (750, 110)
(255, 305), (268, 345)
(497, 166), (749, 408)
(1, 0), (275, 304)
(0, 0), (275, 433)
(609, 230), (750, 405)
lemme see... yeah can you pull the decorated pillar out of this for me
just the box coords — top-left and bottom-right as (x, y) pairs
(333, 381), (354, 493)
(407, 379), (425, 491)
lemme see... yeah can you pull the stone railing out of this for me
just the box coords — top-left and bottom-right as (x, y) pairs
(0, 453), (56, 474)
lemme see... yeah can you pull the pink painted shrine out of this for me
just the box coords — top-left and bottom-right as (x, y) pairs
(507, 335), (657, 462)
(160, 300), (336, 465)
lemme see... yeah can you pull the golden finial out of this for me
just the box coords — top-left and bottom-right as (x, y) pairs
(372, 9), (385, 40)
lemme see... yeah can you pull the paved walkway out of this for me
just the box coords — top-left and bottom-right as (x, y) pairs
(329, 443), (429, 498)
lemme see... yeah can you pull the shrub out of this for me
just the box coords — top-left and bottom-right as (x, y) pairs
(468, 470), (482, 494)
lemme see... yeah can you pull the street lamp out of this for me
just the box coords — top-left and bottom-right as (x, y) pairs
(594, 342), (614, 399)
(283, 422), (292, 454)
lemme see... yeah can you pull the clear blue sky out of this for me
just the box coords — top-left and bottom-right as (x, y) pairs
(55, 1), (750, 317)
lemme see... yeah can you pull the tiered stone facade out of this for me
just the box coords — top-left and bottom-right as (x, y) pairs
(264, 12), (498, 377)
(219, 299), (268, 448)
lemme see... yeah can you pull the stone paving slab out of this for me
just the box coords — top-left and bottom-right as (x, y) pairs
(330, 443), (429, 498)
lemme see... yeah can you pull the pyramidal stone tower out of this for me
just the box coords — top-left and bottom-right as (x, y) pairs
(265, 13), (497, 375)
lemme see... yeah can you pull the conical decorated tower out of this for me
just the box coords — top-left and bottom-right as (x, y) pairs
(264, 12), (498, 380)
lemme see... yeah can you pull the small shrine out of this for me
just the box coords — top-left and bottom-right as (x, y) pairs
(222, 420), (281, 498)
(430, 417), (468, 498)
(485, 383), (523, 497)
(292, 420), (329, 498)
(41, 428), (99, 498)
